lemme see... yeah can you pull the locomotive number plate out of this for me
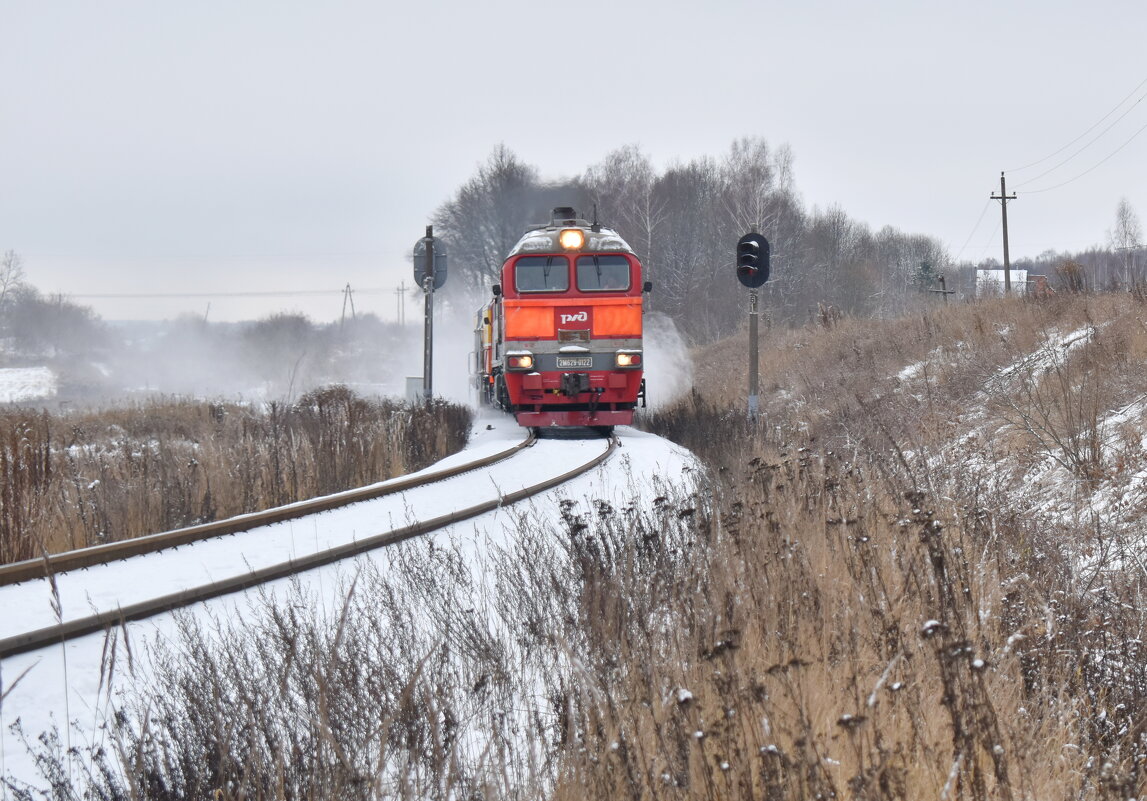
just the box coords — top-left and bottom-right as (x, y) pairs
(556, 356), (593, 369)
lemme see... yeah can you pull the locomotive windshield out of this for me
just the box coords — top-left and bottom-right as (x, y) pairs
(514, 256), (569, 292)
(576, 255), (631, 291)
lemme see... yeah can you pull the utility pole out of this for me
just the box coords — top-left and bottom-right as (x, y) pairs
(394, 281), (407, 326)
(990, 172), (1017, 292)
(928, 274), (956, 304)
(340, 283), (356, 326)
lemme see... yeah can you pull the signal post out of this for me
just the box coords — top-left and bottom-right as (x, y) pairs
(735, 231), (771, 420)
(413, 226), (448, 401)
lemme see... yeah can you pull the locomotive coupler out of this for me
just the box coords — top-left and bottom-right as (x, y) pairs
(560, 372), (591, 397)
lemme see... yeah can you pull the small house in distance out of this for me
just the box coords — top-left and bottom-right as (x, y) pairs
(976, 269), (1054, 298)
(976, 269), (1028, 297)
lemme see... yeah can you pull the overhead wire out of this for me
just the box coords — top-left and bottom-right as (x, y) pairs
(71, 288), (394, 299)
(977, 219), (1002, 261)
(1011, 85), (1147, 190)
(1006, 76), (1147, 175)
(953, 198), (993, 263)
(1019, 118), (1147, 195)
(956, 76), (1147, 266)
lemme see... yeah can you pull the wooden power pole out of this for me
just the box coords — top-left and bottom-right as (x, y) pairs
(990, 172), (1017, 292)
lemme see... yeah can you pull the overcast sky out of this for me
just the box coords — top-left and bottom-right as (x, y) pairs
(3, 0), (1146, 322)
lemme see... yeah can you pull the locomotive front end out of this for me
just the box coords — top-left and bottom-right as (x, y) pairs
(476, 207), (648, 429)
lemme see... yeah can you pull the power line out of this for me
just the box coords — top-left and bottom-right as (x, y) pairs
(953, 198), (993, 262)
(1012, 87), (1147, 189)
(1007, 75), (1147, 175)
(71, 288), (394, 299)
(1020, 117), (1147, 195)
(976, 219), (1002, 261)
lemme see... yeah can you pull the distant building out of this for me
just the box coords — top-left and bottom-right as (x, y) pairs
(976, 269), (1028, 296)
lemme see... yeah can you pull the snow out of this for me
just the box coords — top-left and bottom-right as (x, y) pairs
(0, 412), (700, 791)
(0, 367), (56, 404)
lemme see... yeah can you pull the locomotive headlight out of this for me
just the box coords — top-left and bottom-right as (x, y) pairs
(507, 354), (534, 370)
(558, 228), (585, 250)
(615, 352), (642, 368)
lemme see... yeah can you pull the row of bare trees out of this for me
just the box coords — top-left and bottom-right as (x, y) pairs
(431, 142), (1147, 345)
(0, 249), (113, 369)
(430, 140), (951, 344)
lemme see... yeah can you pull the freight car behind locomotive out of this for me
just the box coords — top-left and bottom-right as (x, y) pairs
(472, 207), (649, 430)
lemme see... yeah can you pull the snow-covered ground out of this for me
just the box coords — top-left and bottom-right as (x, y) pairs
(898, 325), (1147, 573)
(0, 413), (699, 792)
(0, 367), (56, 404)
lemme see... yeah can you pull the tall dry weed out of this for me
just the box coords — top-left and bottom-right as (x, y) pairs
(0, 391), (471, 564)
(536, 449), (1142, 799)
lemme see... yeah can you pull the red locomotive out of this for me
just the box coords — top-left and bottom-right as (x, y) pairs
(472, 207), (648, 431)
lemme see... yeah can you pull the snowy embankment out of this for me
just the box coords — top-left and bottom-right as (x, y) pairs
(0, 413), (700, 792)
(898, 324), (1147, 570)
(0, 367), (56, 404)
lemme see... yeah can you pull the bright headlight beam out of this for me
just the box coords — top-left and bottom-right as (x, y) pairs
(559, 229), (585, 250)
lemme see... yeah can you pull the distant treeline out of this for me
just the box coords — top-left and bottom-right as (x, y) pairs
(431, 141), (1145, 344)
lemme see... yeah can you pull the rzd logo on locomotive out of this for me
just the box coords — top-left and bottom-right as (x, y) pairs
(560, 311), (589, 325)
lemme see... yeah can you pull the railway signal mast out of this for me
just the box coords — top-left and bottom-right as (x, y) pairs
(413, 226), (448, 400)
(735, 231), (771, 420)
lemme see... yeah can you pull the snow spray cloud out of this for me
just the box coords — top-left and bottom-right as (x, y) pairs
(641, 312), (692, 409)
(420, 292), (482, 409)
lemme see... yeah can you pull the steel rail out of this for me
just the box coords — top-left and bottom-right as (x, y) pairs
(0, 431), (536, 588)
(0, 434), (617, 660)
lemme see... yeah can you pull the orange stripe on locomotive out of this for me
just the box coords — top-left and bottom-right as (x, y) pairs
(503, 297), (643, 340)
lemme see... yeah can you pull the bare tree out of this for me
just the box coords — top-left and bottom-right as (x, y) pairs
(241, 312), (316, 400)
(649, 157), (730, 341)
(1057, 259), (1087, 293)
(582, 145), (666, 275)
(5, 286), (109, 360)
(0, 249), (25, 318)
(1107, 197), (1142, 286)
(431, 145), (549, 299)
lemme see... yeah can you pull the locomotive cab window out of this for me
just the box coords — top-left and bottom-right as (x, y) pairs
(514, 256), (569, 292)
(576, 255), (631, 291)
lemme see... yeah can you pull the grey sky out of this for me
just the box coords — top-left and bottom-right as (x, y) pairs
(3, 0), (1145, 321)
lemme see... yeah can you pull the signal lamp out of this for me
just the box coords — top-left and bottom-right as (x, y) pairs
(615, 352), (642, 368)
(507, 354), (534, 370)
(735, 233), (770, 288)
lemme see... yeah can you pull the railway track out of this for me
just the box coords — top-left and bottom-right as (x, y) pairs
(0, 430), (539, 587)
(0, 429), (618, 660)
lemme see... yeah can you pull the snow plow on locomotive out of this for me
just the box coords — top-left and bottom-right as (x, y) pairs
(472, 207), (649, 430)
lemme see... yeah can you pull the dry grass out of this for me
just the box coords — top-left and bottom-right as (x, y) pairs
(7, 294), (1147, 800)
(734, 292), (1147, 473)
(0, 387), (471, 565)
(19, 439), (1141, 800)
(538, 449), (1145, 800)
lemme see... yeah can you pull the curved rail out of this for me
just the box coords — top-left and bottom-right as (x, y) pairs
(0, 431), (536, 588)
(0, 433), (617, 659)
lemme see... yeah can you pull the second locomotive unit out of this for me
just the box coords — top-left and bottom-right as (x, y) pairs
(472, 207), (649, 430)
